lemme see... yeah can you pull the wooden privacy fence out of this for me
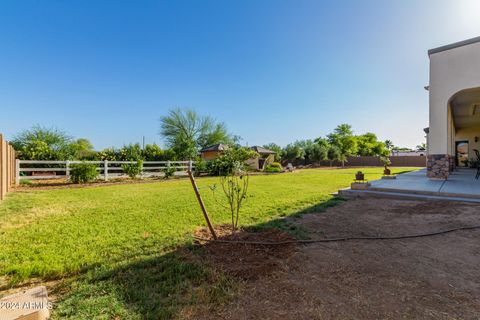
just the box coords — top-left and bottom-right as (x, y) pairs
(16, 160), (196, 183)
(0, 134), (16, 201)
(316, 156), (426, 167)
(344, 156), (426, 167)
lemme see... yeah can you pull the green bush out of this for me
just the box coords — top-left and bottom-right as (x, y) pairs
(264, 164), (283, 173)
(20, 179), (33, 186)
(206, 147), (257, 176)
(143, 144), (176, 161)
(70, 163), (99, 183)
(269, 162), (283, 169)
(164, 164), (177, 179)
(97, 147), (119, 161)
(122, 160), (143, 179)
(194, 157), (207, 176)
(119, 144), (144, 161)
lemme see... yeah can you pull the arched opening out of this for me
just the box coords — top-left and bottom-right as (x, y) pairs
(448, 87), (480, 168)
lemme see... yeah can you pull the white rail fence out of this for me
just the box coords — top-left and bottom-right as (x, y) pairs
(16, 160), (195, 184)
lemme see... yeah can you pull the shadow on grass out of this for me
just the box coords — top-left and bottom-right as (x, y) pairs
(52, 196), (346, 319)
(53, 249), (237, 319)
(248, 197), (346, 239)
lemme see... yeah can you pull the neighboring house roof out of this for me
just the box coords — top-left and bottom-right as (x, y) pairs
(428, 36), (480, 56)
(251, 146), (276, 154)
(200, 144), (276, 155)
(200, 143), (230, 152)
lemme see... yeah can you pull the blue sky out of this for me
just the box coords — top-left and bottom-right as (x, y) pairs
(1, 0), (480, 150)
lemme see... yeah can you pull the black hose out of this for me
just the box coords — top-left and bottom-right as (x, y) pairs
(193, 225), (480, 245)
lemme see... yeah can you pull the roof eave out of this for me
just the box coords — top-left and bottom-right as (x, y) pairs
(428, 36), (480, 56)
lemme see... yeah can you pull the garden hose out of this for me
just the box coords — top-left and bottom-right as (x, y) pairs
(193, 225), (480, 245)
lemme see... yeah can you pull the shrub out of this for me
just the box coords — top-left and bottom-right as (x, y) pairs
(122, 160), (143, 179)
(194, 157), (207, 176)
(20, 179), (33, 186)
(98, 147), (119, 161)
(142, 144), (163, 161)
(269, 162), (283, 169)
(206, 147), (257, 176)
(70, 162), (98, 183)
(142, 144), (176, 161)
(163, 164), (177, 179)
(264, 164), (282, 173)
(380, 156), (391, 168)
(206, 158), (229, 176)
(119, 144), (144, 161)
(208, 148), (253, 231)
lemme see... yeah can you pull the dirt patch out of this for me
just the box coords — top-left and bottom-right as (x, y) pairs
(14, 176), (189, 191)
(190, 226), (297, 281)
(191, 198), (480, 320)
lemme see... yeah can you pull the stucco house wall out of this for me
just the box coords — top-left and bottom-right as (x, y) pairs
(201, 150), (221, 161)
(245, 153), (275, 170)
(427, 37), (480, 178)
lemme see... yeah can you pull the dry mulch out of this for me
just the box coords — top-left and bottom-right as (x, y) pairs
(14, 176), (188, 191)
(191, 226), (297, 281)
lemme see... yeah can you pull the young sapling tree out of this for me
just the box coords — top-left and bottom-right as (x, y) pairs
(209, 147), (257, 231)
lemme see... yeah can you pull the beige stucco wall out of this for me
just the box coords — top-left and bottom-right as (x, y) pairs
(245, 157), (259, 170)
(245, 154), (275, 171)
(201, 150), (221, 160)
(429, 41), (480, 155)
(265, 154), (275, 165)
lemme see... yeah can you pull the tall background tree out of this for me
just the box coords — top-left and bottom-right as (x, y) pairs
(12, 125), (93, 160)
(309, 138), (329, 164)
(68, 138), (95, 159)
(159, 108), (233, 160)
(327, 145), (341, 166)
(327, 124), (357, 167)
(355, 133), (389, 156)
(282, 142), (306, 163)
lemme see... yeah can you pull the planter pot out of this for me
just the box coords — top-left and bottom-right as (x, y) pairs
(355, 172), (365, 181)
(351, 182), (370, 190)
(383, 168), (391, 175)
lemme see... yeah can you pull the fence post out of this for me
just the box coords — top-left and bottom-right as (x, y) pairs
(6, 145), (11, 192)
(9, 146), (14, 187)
(15, 159), (20, 186)
(104, 160), (109, 181)
(65, 160), (70, 181)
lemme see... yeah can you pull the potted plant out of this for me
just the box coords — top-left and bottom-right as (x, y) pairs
(355, 170), (364, 181)
(380, 156), (391, 175)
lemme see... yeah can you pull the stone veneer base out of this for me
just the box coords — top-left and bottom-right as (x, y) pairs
(427, 154), (450, 179)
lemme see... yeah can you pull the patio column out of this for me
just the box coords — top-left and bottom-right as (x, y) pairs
(426, 154), (450, 179)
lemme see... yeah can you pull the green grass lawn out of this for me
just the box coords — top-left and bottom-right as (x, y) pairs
(0, 167), (417, 319)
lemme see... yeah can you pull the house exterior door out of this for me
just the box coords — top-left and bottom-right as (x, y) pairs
(456, 141), (469, 167)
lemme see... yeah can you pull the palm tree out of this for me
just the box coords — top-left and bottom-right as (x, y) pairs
(384, 140), (394, 150)
(416, 143), (427, 151)
(159, 108), (233, 160)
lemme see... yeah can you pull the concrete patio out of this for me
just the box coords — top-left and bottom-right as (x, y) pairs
(340, 168), (480, 203)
